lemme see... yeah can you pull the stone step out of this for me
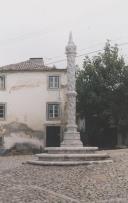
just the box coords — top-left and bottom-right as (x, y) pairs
(44, 147), (98, 154)
(27, 159), (113, 166)
(36, 153), (109, 161)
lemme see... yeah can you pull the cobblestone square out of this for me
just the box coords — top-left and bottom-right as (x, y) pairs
(0, 149), (128, 202)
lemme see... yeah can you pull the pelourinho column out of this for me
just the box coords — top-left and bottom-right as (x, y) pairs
(61, 33), (83, 147)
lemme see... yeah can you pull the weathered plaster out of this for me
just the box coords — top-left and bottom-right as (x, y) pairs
(0, 71), (67, 132)
(3, 122), (44, 139)
(9, 83), (41, 93)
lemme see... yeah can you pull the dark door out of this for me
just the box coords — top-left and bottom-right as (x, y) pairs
(46, 126), (60, 147)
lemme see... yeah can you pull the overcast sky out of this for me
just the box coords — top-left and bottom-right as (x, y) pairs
(0, 0), (128, 68)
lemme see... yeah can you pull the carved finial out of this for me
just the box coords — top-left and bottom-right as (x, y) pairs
(68, 32), (73, 44)
(66, 32), (76, 55)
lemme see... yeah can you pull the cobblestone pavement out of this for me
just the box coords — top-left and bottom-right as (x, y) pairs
(0, 150), (128, 202)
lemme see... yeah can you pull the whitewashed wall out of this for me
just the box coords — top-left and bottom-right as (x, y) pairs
(0, 70), (67, 132)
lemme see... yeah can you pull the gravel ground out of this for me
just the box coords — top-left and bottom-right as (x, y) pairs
(0, 149), (128, 203)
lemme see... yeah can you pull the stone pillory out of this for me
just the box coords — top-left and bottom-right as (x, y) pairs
(26, 33), (112, 166)
(61, 32), (83, 147)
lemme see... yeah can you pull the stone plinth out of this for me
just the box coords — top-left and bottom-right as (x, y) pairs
(61, 132), (83, 147)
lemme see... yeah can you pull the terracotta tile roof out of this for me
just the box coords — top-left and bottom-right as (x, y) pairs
(0, 60), (66, 72)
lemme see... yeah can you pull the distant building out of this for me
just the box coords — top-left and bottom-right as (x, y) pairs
(0, 58), (67, 147)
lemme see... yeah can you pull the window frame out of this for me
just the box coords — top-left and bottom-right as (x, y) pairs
(48, 75), (60, 89)
(0, 103), (6, 120)
(47, 103), (60, 120)
(0, 75), (5, 90)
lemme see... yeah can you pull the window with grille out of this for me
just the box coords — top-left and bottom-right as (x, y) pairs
(0, 104), (5, 119)
(0, 75), (5, 90)
(47, 103), (60, 119)
(48, 76), (59, 89)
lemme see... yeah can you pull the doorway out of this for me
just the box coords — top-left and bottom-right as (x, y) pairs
(46, 126), (60, 147)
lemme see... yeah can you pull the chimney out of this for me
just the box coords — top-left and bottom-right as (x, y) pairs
(29, 58), (44, 65)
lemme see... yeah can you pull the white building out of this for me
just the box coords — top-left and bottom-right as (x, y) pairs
(0, 58), (67, 147)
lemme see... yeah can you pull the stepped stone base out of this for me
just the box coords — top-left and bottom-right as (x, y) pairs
(27, 159), (113, 166)
(27, 147), (112, 166)
(44, 147), (98, 154)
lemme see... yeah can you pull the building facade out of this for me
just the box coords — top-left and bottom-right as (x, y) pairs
(0, 58), (67, 147)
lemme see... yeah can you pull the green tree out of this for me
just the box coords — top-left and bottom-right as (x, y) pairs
(76, 41), (128, 147)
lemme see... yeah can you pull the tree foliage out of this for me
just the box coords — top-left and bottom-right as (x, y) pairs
(76, 41), (128, 147)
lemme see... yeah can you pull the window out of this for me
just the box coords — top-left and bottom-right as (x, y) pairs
(47, 103), (60, 119)
(0, 103), (6, 119)
(0, 75), (5, 90)
(48, 76), (59, 89)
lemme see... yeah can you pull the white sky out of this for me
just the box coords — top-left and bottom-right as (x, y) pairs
(0, 0), (128, 68)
